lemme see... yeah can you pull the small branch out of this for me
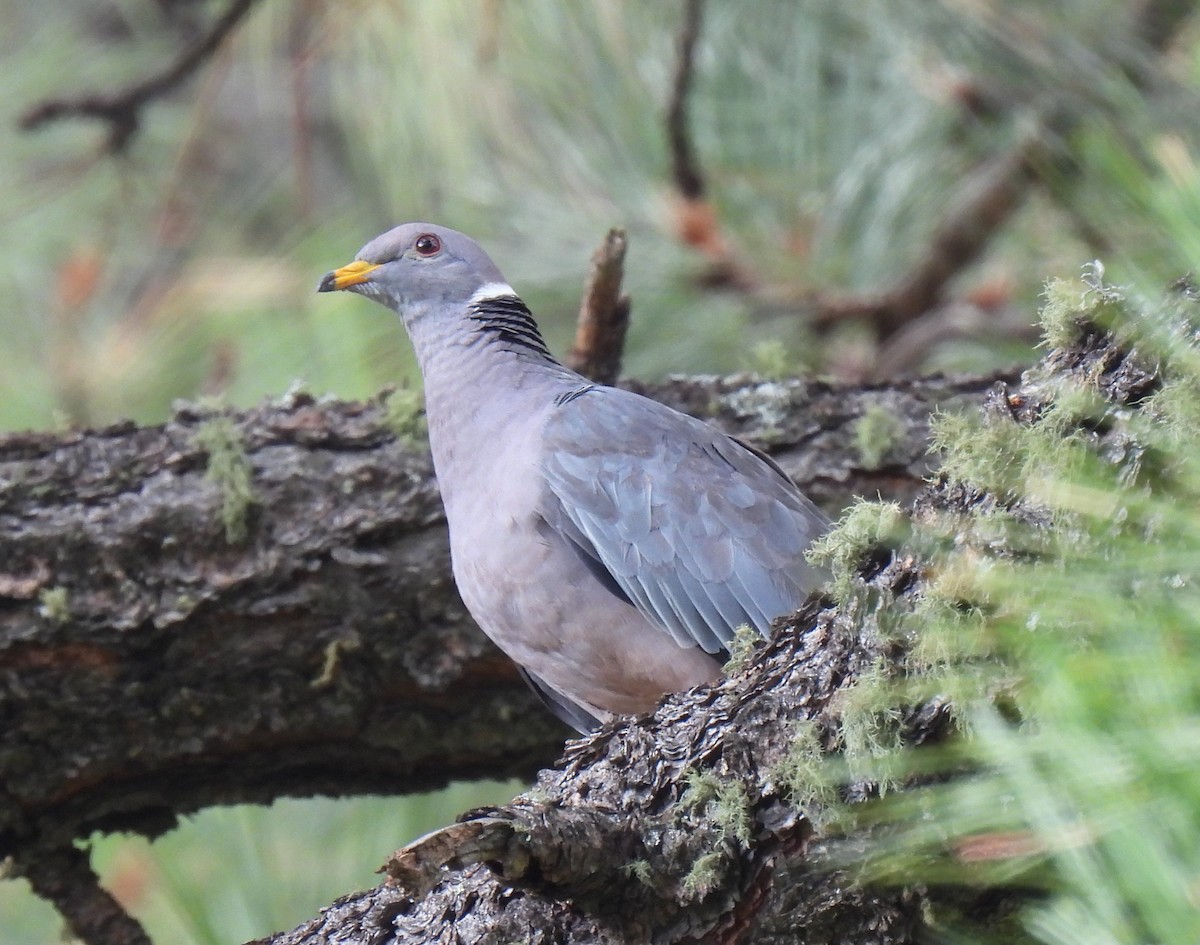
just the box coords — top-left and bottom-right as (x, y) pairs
(386, 818), (527, 900)
(810, 128), (1043, 339)
(14, 845), (152, 945)
(565, 228), (631, 385)
(808, 0), (1196, 343)
(18, 0), (261, 152)
(869, 300), (1039, 381)
(666, 0), (706, 200)
(664, 0), (759, 290)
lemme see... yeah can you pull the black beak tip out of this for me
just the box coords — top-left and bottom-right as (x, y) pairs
(317, 272), (338, 293)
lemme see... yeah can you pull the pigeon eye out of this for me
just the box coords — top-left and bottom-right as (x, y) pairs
(414, 234), (442, 256)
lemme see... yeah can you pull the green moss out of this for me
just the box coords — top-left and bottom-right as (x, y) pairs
(747, 339), (791, 381)
(806, 499), (906, 601)
(722, 622), (760, 674)
(622, 859), (655, 887)
(194, 416), (256, 544)
(681, 850), (727, 900)
(680, 768), (721, 810)
(38, 586), (70, 624)
(311, 637), (361, 689)
(1039, 277), (1091, 350)
(855, 403), (904, 470)
(906, 593), (986, 674)
(1039, 266), (1127, 350)
(1147, 375), (1200, 453)
(929, 410), (1011, 494)
(772, 721), (844, 827)
(712, 780), (753, 845)
(382, 386), (427, 443)
(834, 660), (905, 790)
(931, 398), (1094, 512)
(680, 769), (753, 845)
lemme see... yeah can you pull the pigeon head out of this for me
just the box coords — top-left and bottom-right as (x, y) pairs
(318, 223), (509, 316)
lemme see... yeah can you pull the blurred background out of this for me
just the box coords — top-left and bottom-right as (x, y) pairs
(3, 0), (1200, 941)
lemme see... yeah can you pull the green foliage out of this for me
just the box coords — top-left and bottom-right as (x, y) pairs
(842, 285), (1200, 945)
(193, 416), (256, 544)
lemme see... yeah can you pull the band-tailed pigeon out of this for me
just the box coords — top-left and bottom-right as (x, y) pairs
(320, 223), (829, 731)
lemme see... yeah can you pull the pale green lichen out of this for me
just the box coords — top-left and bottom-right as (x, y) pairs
(722, 622), (760, 674)
(747, 339), (791, 381)
(680, 769), (753, 845)
(194, 416), (256, 544)
(806, 499), (906, 602)
(622, 859), (655, 887)
(38, 586), (70, 624)
(855, 403), (904, 470)
(382, 386), (427, 443)
(719, 381), (794, 443)
(681, 850), (726, 900)
(311, 636), (362, 689)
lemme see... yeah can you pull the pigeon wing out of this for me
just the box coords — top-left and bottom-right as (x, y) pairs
(539, 387), (829, 655)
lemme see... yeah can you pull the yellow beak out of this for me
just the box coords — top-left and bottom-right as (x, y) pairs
(318, 259), (381, 293)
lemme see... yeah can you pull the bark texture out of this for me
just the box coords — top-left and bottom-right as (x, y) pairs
(0, 368), (1012, 941)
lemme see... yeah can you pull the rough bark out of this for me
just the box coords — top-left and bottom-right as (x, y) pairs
(0, 367), (1017, 945)
(0, 371), (1004, 855)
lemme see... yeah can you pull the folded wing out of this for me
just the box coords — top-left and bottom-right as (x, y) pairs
(539, 387), (829, 655)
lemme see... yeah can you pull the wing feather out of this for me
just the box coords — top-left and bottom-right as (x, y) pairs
(538, 386), (829, 655)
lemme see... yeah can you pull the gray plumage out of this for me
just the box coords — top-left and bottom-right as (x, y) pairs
(319, 223), (829, 731)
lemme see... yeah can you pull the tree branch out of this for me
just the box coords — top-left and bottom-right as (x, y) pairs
(810, 129), (1043, 338)
(565, 228), (632, 385)
(18, 0), (262, 152)
(666, 0), (706, 202)
(809, 0), (1195, 340)
(0, 370), (1011, 889)
(12, 845), (152, 945)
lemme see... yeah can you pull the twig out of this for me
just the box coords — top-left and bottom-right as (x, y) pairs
(18, 0), (261, 153)
(666, 0), (706, 200)
(386, 818), (526, 900)
(566, 228), (632, 385)
(868, 301), (1039, 381)
(810, 126), (1045, 339)
(664, 0), (760, 289)
(15, 845), (152, 945)
(809, 0), (1196, 343)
